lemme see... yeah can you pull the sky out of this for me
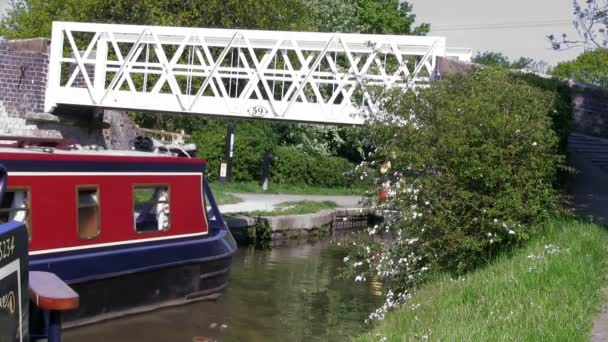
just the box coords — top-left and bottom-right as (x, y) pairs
(0, 0), (7, 16)
(408, 0), (584, 66)
(0, 0), (584, 66)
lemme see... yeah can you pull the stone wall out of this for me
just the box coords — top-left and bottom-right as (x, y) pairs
(102, 110), (141, 150)
(436, 56), (478, 78)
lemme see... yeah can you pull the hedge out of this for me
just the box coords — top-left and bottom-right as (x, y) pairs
(271, 145), (354, 187)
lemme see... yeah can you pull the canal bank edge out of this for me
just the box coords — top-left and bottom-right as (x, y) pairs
(224, 208), (382, 243)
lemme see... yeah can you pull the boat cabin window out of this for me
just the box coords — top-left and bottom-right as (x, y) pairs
(134, 185), (170, 233)
(0, 188), (31, 240)
(77, 187), (100, 240)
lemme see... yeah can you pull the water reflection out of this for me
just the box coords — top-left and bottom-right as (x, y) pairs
(65, 233), (382, 342)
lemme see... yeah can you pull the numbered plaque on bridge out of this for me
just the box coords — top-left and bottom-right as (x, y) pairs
(0, 221), (28, 342)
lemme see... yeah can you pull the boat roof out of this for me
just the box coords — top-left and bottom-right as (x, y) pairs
(0, 147), (206, 165)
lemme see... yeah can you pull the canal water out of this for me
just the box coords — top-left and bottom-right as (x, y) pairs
(64, 234), (383, 342)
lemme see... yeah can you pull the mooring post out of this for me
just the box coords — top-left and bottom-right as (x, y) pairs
(221, 121), (235, 182)
(261, 149), (272, 191)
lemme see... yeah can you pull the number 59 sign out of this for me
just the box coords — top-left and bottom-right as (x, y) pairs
(247, 106), (269, 118)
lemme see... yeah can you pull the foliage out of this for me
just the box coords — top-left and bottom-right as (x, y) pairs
(191, 122), (357, 188)
(1, 0), (429, 38)
(249, 200), (338, 216)
(473, 51), (533, 70)
(552, 49), (608, 87)
(350, 0), (429, 35)
(0, 0), (314, 38)
(357, 218), (608, 341)
(343, 69), (565, 321)
(472, 51), (551, 72)
(472, 51), (512, 68)
(306, 0), (429, 34)
(271, 146), (355, 188)
(271, 124), (370, 163)
(191, 120), (277, 182)
(275, 124), (345, 156)
(510, 73), (572, 155)
(548, 0), (608, 50)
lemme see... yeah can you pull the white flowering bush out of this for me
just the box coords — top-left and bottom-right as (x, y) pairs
(343, 69), (565, 321)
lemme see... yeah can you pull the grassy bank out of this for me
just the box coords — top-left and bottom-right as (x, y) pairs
(249, 200), (338, 216)
(358, 218), (608, 341)
(210, 181), (364, 196)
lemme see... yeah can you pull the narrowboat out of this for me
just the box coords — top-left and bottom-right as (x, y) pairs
(0, 141), (237, 326)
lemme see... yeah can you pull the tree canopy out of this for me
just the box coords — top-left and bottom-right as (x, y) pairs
(1, 0), (428, 38)
(473, 51), (552, 73)
(473, 51), (533, 69)
(552, 49), (608, 87)
(0, 0), (315, 38)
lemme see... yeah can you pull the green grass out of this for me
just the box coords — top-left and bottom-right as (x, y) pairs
(357, 218), (608, 341)
(210, 181), (364, 196)
(249, 200), (338, 216)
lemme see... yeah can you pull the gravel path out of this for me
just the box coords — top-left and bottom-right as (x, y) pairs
(218, 193), (362, 213)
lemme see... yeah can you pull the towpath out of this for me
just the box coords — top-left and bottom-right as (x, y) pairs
(569, 133), (608, 341)
(218, 193), (362, 214)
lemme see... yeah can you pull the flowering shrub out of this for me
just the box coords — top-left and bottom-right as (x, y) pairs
(345, 69), (565, 321)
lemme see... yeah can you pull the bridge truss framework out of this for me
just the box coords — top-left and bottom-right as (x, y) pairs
(45, 21), (468, 125)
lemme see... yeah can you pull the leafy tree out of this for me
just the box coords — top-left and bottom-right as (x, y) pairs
(353, 0), (429, 35)
(473, 51), (536, 70)
(0, 0), (314, 38)
(548, 0), (608, 50)
(552, 49), (608, 87)
(306, 0), (429, 34)
(1, 0), (429, 38)
(473, 51), (511, 68)
(510, 56), (535, 69)
(275, 124), (345, 156)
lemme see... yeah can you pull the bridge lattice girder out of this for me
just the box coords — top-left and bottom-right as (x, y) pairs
(45, 22), (466, 124)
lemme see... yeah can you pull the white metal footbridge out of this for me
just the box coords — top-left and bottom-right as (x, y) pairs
(44, 21), (471, 125)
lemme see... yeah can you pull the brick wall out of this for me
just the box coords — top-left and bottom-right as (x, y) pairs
(0, 38), (140, 149)
(0, 40), (48, 115)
